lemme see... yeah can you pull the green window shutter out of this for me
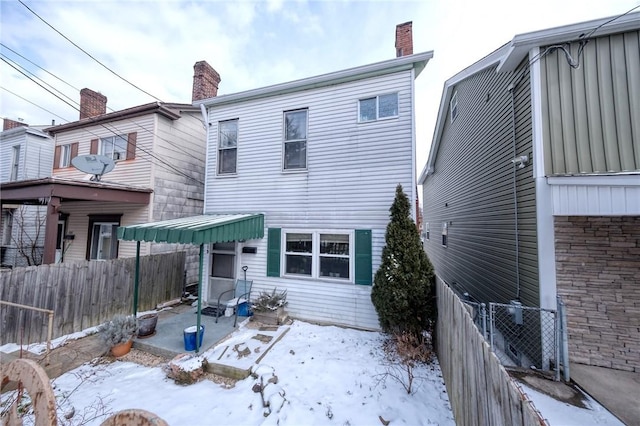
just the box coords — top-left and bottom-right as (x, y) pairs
(267, 228), (281, 277)
(354, 229), (372, 285)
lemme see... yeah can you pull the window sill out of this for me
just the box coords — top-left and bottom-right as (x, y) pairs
(281, 169), (308, 174)
(215, 173), (238, 178)
(357, 115), (399, 124)
(281, 274), (353, 285)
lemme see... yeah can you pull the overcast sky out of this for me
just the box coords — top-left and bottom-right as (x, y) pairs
(1, 0), (638, 173)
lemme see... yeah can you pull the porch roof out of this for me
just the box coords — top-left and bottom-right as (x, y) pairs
(117, 213), (264, 245)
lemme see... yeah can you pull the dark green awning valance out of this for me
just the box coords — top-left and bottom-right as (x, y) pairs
(117, 213), (264, 245)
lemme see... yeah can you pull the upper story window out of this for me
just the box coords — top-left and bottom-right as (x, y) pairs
(218, 119), (238, 175)
(450, 91), (458, 123)
(10, 145), (20, 181)
(425, 222), (430, 241)
(283, 109), (308, 170)
(100, 135), (128, 161)
(359, 93), (398, 122)
(60, 144), (72, 168)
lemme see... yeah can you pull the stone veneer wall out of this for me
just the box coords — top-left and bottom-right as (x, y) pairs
(555, 216), (640, 372)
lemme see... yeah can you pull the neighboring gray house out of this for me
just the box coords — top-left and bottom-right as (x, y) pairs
(419, 13), (639, 373)
(0, 120), (53, 267)
(193, 23), (432, 330)
(1, 63), (219, 285)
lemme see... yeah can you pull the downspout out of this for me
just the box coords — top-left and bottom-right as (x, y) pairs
(199, 103), (211, 305)
(508, 75), (524, 301)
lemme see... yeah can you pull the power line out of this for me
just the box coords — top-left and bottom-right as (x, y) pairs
(0, 42), (80, 92)
(18, 0), (161, 102)
(2, 42), (207, 167)
(1, 57), (79, 111)
(1, 86), (71, 123)
(0, 52), (79, 108)
(2, 64), (204, 185)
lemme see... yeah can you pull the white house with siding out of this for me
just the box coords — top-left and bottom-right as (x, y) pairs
(0, 121), (53, 266)
(194, 23), (432, 330)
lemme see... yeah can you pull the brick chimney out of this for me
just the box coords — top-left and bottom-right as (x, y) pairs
(3, 118), (28, 131)
(192, 61), (221, 102)
(79, 88), (107, 119)
(395, 22), (413, 57)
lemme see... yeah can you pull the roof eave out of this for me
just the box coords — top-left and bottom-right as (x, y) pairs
(194, 51), (434, 108)
(498, 11), (640, 72)
(45, 102), (190, 133)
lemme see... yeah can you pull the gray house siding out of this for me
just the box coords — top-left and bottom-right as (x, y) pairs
(540, 30), (640, 175)
(422, 58), (538, 306)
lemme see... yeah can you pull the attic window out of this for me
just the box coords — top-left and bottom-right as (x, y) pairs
(450, 91), (458, 123)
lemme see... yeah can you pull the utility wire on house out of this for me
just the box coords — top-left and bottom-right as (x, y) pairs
(528, 4), (640, 69)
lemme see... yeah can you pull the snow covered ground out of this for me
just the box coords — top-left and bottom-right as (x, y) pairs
(1, 320), (623, 425)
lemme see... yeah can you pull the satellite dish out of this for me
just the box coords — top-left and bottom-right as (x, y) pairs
(71, 154), (115, 181)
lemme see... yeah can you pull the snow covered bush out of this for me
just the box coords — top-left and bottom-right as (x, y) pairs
(371, 184), (435, 337)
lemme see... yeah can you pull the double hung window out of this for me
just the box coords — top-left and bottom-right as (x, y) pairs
(100, 135), (128, 161)
(358, 93), (398, 122)
(60, 144), (72, 168)
(284, 231), (351, 280)
(218, 119), (238, 174)
(283, 109), (307, 170)
(10, 145), (20, 181)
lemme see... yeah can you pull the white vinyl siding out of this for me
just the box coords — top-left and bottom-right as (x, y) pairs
(52, 116), (154, 186)
(203, 70), (415, 329)
(1, 128), (53, 183)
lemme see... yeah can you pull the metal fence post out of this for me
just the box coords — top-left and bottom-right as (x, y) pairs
(480, 303), (487, 339)
(489, 303), (495, 350)
(558, 296), (570, 382)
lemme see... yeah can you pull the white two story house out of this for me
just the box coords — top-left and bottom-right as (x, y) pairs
(194, 23), (432, 329)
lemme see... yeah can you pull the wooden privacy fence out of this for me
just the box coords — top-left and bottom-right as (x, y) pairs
(436, 276), (545, 426)
(0, 252), (185, 345)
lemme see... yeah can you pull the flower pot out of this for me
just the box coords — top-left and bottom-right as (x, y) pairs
(111, 340), (133, 357)
(137, 313), (158, 338)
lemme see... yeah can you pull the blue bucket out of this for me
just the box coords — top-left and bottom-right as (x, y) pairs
(183, 325), (204, 351)
(237, 302), (252, 317)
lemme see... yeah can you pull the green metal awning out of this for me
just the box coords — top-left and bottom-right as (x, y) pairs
(117, 213), (264, 244)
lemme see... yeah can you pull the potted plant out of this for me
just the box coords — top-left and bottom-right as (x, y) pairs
(251, 288), (288, 325)
(97, 315), (137, 357)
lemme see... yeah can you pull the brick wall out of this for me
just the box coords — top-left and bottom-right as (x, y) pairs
(555, 216), (640, 372)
